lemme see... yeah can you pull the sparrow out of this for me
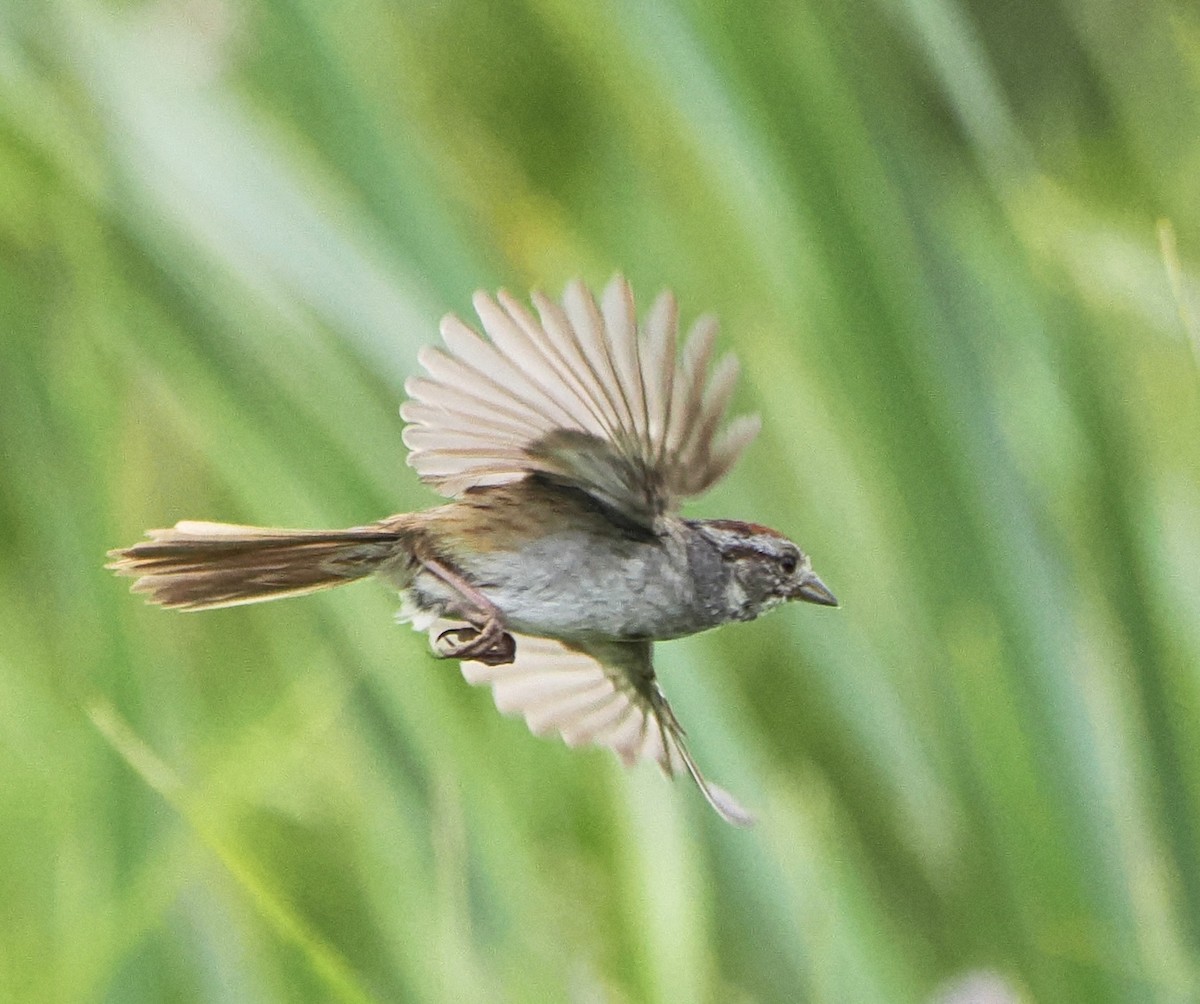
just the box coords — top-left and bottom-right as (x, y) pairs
(108, 276), (837, 826)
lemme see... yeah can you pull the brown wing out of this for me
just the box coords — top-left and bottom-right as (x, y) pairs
(431, 625), (753, 827)
(401, 276), (760, 528)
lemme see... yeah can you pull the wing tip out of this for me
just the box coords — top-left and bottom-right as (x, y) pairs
(701, 780), (757, 828)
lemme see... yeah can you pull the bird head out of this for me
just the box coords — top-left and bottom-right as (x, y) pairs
(692, 519), (837, 622)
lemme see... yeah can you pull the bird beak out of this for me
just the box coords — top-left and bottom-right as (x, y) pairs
(792, 571), (838, 607)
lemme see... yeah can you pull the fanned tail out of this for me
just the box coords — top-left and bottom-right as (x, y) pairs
(106, 520), (411, 611)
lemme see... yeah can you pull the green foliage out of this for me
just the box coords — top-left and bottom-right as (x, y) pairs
(1, 0), (1198, 1000)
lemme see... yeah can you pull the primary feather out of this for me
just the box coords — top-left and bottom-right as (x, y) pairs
(400, 276), (759, 528)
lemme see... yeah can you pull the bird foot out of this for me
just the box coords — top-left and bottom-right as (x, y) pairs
(435, 623), (516, 666)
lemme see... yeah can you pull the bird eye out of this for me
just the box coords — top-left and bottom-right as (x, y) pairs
(780, 553), (797, 575)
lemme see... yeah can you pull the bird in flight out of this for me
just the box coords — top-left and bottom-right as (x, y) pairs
(109, 276), (837, 826)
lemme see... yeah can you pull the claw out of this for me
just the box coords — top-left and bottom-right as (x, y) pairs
(435, 626), (475, 657)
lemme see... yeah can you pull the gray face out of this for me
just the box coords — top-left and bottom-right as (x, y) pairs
(692, 519), (838, 622)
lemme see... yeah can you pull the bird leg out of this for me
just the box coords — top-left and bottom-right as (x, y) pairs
(417, 552), (516, 666)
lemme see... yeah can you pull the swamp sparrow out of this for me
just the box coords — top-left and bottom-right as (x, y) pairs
(109, 277), (836, 826)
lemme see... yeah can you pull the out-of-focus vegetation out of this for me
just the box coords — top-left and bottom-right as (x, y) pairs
(2, 0), (1198, 1001)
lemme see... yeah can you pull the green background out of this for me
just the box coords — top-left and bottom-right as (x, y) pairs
(3, 1), (1199, 1001)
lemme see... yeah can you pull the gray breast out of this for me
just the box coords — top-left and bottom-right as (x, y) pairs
(460, 520), (722, 643)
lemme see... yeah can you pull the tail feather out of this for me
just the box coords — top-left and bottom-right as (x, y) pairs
(107, 520), (410, 611)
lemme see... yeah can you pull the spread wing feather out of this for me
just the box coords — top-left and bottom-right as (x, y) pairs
(437, 626), (753, 827)
(401, 276), (759, 527)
